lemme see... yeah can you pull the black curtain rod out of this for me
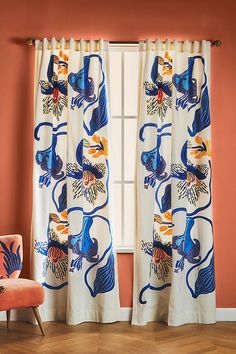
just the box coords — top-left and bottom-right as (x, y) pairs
(26, 39), (222, 47)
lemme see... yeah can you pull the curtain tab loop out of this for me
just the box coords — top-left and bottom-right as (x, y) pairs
(35, 39), (40, 50)
(165, 39), (170, 51)
(99, 39), (104, 52)
(90, 40), (95, 52)
(42, 38), (48, 50)
(80, 39), (85, 52)
(193, 40), (198, 54)
(202, 40), (207, 54)
(146, 39), (151, 51)
(173, 39), (178, 52)
(69, 38), (75, 50)
(183, 40), (190, 52)
(139, 41), (144, 51)
(51, 37), (56, 50)
(60, 37), (66, 50)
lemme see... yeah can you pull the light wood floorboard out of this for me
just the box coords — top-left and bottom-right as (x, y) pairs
(0, 321), (235, 353)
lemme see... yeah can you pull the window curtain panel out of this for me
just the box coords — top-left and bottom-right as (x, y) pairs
(32, 38), (120, 324)
(132, 40), (215, 326)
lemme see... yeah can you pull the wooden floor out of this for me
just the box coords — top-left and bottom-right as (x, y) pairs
(0, 321), (235, 354)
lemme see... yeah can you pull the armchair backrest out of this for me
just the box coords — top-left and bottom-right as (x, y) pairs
(0, 235), (23, 279)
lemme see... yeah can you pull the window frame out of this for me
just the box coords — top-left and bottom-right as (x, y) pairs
(109, 43), (139, 253)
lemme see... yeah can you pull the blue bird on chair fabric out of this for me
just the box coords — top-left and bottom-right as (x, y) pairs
(0, 241), (22, 279)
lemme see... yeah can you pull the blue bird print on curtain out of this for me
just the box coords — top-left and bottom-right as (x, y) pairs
(172, 217), (201, 272)
(68, 216), (99, 272)
(35, 134), (64, 188)
(141, 136), (167, 188)
(172, 56), (207, 111)
(69, 55), (108, 136)
(68, 56), (97, 110)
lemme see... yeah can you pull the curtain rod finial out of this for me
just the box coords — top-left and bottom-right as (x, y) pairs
(212, 39), (222, 47)
(26, 38), (34, 46)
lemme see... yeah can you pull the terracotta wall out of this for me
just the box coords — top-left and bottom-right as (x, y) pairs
(0, 0), (235, 308)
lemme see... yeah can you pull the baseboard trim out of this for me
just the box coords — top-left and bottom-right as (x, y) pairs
(120, 308), (236, 322)
(0, 307), (235, 322)
(216, 308), (236, 321)
(120, 308), (133, 321)
(0, 308), (33, 322)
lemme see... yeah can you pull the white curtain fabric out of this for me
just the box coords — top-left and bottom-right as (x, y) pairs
(32, 38), (120, 324)
(132, 40), (215, 326)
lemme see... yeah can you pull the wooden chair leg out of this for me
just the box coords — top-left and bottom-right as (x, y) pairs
(6, 310), (11, 329)
(32, 306), (45, 336)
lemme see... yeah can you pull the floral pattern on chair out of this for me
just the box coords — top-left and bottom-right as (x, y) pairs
(0, 234), (23, 279)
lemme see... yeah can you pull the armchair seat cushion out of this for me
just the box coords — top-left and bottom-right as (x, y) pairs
(0, 278), (45, 311)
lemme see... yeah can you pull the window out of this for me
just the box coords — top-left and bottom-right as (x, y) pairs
(109, 44), (139, 252)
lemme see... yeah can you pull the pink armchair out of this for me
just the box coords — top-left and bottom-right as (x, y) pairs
(0, 234), (45, 335)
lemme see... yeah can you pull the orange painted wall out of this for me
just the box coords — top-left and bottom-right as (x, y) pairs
(0, 0), (235, 308)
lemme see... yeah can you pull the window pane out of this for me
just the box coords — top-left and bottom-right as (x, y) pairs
(112, 183), (122, 247)
(124, 184), (135, 247)
(111, 119), (122, 180)
(124, 119), (137, 181)
(124, 52), (139, 116)
(109, 52), (122, 116)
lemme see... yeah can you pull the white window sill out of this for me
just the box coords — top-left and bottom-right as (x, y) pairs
(115, 247), (134, 253)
